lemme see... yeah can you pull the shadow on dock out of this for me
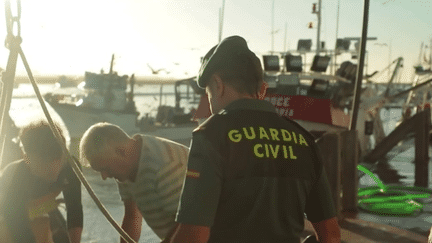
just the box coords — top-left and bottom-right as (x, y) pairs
(301, 216), (428, 243)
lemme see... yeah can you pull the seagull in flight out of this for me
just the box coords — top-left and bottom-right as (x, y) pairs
(147, 63), (167, 75)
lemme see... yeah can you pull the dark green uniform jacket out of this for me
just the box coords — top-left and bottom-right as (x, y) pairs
(176, 98), (336, 243)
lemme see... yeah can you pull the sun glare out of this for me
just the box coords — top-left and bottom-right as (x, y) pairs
(0, 0), (428, 81)
(3, 0), (169, 76)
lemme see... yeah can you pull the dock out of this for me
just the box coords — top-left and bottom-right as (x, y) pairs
(301, 216), (429, 243)
(312, 105), (432, 242)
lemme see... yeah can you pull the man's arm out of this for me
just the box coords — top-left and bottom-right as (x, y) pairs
(68, 227), (83, 243)
(30, 217), (54, 243)
(161, 223), (179, 243)
(304, 143), (341, 243)
(1, 162), (37, 242)
(62, 162), (83, 243)
(428, 226), (432, 243)
(311, 217), (341, 243)
(121, 199), (143, 243)
(163, 223), (210, 243)
(170, 132), (223, 243)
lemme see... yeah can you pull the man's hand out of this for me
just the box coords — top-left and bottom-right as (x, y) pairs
(428, 226), (431, 243)
(121, 199), (143, 243)
(311, 217), (341, 243)
(68, 227), (82, 243)
(160, 223), (180, 243)
(30, 216), (54, 243)
(166, 223), (210, 243)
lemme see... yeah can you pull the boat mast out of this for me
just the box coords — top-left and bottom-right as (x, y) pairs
(218, 0), (226, 43)
(284, 22), (288, 52)
(418, 42), (424, 66)
(430, 38), (432, 68)
(271, 0), (275, 54)
(109, 54), (114, 75)
(350, 0), (370, 131)
(315, 0), (322, 54)
(331, 0), (340, 75)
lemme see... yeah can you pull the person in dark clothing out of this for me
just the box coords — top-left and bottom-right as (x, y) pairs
(164, 36), (340, 243)
(0, 119), (83, 243)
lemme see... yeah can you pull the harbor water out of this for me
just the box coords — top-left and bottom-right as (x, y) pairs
(5, 84), (432, 241)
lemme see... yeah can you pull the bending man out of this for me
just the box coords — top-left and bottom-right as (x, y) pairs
(79, 122), (189, 242)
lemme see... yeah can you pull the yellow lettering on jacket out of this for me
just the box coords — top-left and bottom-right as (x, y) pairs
(264, 144), (270, 157)
(254, 144), (264, 158)
(252, 143), (297, 160)
(243, 127), (256, 140)
(259, 127), (270, 140)
(281, 129), (292, 141)
(282, 145), (297, 159)
(292, 132), (298, 144)
(227, 127), (309, 160)
(269, 128), (280, 141)
(228, 130), (241, 142)
(298, 134), (309, 146)
(269, 144), (280, 158)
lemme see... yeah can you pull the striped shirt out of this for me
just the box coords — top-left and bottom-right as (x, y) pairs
(117, 135), (189, 239)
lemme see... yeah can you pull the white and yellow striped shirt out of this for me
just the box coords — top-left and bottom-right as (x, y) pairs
(117, 134), (189, 239)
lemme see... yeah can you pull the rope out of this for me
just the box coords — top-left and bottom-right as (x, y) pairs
(357, 164), (432, 216)
(0, 0), (21, 168)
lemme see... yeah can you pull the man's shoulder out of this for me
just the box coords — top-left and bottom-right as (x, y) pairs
(282, 117), (316, 141)
(0, 160), (26, 178)
(142, 134), (188, 149)
(193, 113), (228, 133)
(0, 160), (29, 199)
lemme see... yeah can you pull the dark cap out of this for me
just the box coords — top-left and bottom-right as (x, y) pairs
(197, 35), (260, 88)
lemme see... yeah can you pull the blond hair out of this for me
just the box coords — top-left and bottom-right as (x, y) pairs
(79, 122), (131, 167)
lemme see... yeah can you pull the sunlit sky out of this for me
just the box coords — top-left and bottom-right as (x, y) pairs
(0, 0), (431, 82)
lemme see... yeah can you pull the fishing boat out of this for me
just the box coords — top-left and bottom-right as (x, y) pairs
(44, 54), (202, 153)
(54, 75), (79, 88)
(44, 54), (140, 140)
(138, 76), (202, 145)
(193, 1), (389, 157)
(262, 52), (353, 134)
(193, 39), (387, 156)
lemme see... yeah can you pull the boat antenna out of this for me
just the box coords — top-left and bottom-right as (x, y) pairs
(109, 53), (115, 75)
(349, 0), (370, 131)
(314, 0), (322, 55)
(331, 0), (340, 75)
(271, 0), (275, 54)
(417, 42), (424, 66)
(429, 38), (432, 70)
(218, 0), (225, 43)
(283, 22), (287, 52)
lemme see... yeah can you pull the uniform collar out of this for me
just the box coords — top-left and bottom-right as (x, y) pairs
(222, 98), (277, 113)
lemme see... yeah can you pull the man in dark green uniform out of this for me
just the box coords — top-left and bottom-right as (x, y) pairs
(164, 36), (341, 243)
